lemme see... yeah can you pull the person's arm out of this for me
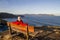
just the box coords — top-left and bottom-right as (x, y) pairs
(21, 20), (23, 23)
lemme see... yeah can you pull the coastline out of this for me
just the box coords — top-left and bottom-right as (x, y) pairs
(0, 17), (60, 40)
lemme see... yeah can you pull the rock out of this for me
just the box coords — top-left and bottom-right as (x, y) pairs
(3, 34), (11, 40)
(0, 19), (7, 25)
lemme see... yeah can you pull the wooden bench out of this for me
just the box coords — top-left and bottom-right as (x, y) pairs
(7, 22), (36, 37)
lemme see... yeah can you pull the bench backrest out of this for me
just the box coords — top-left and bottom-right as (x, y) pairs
(7, 22), (34, 33)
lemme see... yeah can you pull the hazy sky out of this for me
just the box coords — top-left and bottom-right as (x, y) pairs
(0, 0), (60, 16)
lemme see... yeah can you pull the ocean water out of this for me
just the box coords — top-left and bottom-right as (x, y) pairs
(0, 15), (60, 32)
(4, 15), (60, 26)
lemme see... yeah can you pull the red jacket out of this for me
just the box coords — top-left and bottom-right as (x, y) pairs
(12, 20), (28, 26)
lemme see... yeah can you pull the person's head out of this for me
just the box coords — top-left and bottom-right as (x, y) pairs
(17, 16), (21, 21)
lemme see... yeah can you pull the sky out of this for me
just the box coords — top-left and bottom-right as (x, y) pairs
(0, 0), (60, 16)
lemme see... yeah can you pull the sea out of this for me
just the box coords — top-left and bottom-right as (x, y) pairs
(0, 15), (60, 32)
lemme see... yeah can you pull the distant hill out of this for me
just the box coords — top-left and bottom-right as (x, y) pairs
(0, 12), (54, 18)
(0, 12), (24, 18)
(38, 14), (54, 16)
(24, 14), (54, 16)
